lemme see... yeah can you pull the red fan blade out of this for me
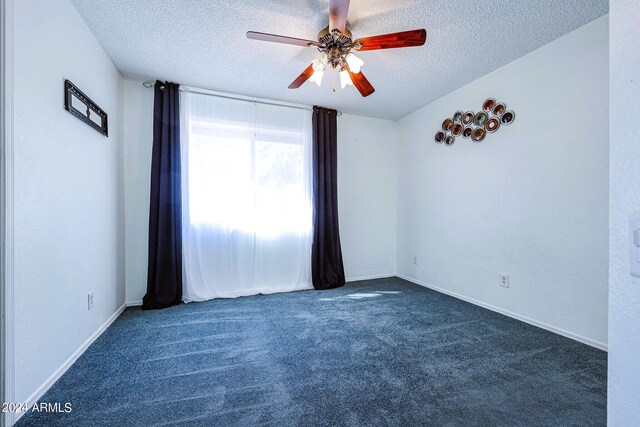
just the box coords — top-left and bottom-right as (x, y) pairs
(347, 67), (375, 97)
(246, 31), (316, 47)
(288, 64), (315, 89)
(354, 29), (427, 51)
(329, 0), (350, 34)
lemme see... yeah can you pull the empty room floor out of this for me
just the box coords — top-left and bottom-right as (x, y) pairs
(16, 278), (606, 426)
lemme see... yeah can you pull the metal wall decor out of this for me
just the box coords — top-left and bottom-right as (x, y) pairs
(64, 79), (109, 136)
(434, 97), (515, 146)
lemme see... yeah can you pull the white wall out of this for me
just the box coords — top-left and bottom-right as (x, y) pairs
(122, 80), (153, 304)
(122, 87), (398, 302)
(338, 114), (397, 281)
(13, 0), (124, 405)
(396, 16), (609, 348)
(608, 2), (640, 425)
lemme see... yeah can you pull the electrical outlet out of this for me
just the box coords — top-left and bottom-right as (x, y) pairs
(88, 292), (94, 310)
(500, 274), (509, 288)
(413, 256), (418, 265)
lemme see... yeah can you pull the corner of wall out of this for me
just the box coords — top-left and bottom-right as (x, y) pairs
(117, 73), (126, 307)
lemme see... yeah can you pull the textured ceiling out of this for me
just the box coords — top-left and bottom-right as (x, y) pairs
(70, 0), (607, 120)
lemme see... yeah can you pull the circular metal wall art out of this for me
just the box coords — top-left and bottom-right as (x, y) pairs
(485, 117), (500, 133)
(471, 127), (486, 142)
(473, 111), (488, 127)
(483, 98), (496, 111)
(433, 98), (515, 146)
(492, 103), (506, 116)
(501, 110), (515, 125)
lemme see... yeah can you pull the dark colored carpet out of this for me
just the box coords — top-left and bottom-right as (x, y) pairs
(16, 278), (606, 426)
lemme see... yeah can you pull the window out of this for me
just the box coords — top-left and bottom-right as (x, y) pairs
(187, 117), (310, 236)
(180, 91), (313, 300)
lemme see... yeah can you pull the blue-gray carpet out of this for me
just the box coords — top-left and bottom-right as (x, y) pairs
(16, 278), (606, 426)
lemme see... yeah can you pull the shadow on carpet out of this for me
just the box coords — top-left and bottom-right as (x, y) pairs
(16, 278), (606, 426)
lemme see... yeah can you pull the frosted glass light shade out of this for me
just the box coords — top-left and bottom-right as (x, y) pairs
(312, 52), (328, 72)
(310, 52), (328, 86)
(309, 70), (324, 86)
(340, 69), (353, 89)
(345, 53), (364, 73)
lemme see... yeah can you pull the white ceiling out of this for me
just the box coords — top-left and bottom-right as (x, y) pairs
(70, 0), (607, 120)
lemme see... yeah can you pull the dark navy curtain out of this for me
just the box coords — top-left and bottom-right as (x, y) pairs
(311, 106), (346, 290)
(142, 81), (183, 309)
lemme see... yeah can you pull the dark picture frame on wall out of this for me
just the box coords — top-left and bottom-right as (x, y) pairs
(63, 79), (108, 136)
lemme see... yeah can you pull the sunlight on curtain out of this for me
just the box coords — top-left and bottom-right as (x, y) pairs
(180, 92), (313, 301)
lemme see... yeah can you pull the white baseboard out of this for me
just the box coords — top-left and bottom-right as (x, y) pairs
(346, 273), (395, 283)
(14, 303), (126, 424)
(128, 277), (394, 306)
(127, 277), (394, 307)
(397, 274), (608, 351)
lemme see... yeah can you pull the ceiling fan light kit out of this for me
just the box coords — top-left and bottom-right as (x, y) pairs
(246, 0), (427, 97)
(435, 98), (516, 146)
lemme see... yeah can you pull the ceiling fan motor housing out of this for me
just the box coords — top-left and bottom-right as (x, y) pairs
(316, 25), (359, 69)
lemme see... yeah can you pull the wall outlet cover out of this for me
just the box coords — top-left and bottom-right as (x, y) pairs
(88, 292), (94, 310)
(500, 274), (510, 288)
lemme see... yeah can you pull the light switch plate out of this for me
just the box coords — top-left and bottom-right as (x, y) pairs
(630, 212), (640, 278)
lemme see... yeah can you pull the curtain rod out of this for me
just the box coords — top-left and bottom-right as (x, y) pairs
(142, 81), (342, 116)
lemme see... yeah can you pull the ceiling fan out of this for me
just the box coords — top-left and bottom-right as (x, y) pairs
(246, 0), (427, 97)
